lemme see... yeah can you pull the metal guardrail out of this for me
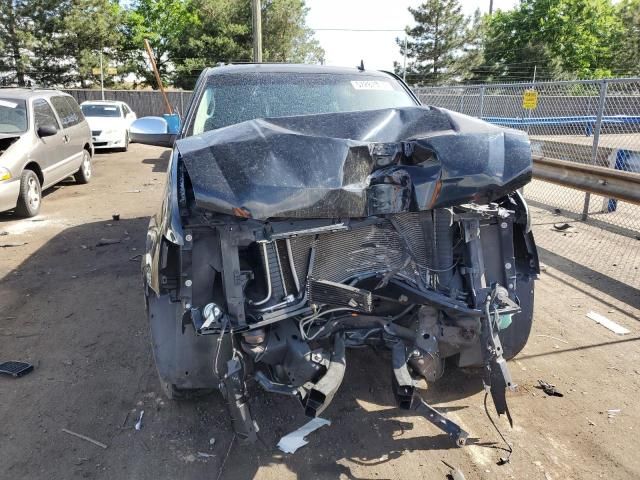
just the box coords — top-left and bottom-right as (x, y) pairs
(532, 155), (640, 205)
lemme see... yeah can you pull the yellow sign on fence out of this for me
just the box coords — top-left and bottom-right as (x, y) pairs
(92, 67), (101, 75)
(522, 89), (538, 110)
(107, 67), (117, 75)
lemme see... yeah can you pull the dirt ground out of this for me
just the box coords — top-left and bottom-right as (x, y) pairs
(1, 144), (639, 480)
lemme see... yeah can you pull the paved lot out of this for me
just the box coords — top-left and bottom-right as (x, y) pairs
(1, 144), (639, 479)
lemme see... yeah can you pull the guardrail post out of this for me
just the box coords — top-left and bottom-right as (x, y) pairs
(478, 86), (485, 119)
(581, 79), (608, 220)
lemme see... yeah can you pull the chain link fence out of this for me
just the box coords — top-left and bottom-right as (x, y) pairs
(415, 79), (640, 238)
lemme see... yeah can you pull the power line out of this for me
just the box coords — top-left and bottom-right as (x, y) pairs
(309, 28), (405, 32)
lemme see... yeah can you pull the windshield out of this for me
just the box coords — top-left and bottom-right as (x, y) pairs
(191, 72), (417, 134)
(81, 104), (121, 118)
(0, 98), (28, 134)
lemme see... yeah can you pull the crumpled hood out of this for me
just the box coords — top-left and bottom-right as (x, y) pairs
(176, 106), (531, 220)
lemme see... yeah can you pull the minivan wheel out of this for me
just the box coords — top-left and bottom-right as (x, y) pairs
(15, 169), (41, 217)
(74, 150), (92, 184)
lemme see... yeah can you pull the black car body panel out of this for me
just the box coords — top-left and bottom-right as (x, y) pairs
(177, 106), (532, 220)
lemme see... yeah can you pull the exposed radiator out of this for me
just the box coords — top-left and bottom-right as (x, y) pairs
(260, 213), (437, 308)
(288, 212), (434, 285)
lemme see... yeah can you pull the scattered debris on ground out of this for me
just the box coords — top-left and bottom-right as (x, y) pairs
(61, 428), (108, 449)
(535, 334), (569, 344)
(537, 380), (564, 397)
(0, 242), (28, 248)
(607, 409), (621, 419)
(196, 452), (215, 459)
(586, 311), (630, 335)
(134, 410), (144, 431)
(277, 418), (331, 454)
(442, 460), (466, 480)
(96, 238), (121, 247)
(0, 361), (34, 377)
(553, 223), (573, 231)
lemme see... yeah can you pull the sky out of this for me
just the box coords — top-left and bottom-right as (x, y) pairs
(305, 0), (519, 71)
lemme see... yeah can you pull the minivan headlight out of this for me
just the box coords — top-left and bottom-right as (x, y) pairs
(0, 167), (11, 181)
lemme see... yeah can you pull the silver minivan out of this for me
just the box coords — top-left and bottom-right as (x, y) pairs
(0, 89), (93, 217)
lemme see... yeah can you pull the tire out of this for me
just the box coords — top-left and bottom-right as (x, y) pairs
(15, 169), (41, 218)
(118, 131), (129, 152)
(499, 274), (535, 360)
(74, 149), (92, 184)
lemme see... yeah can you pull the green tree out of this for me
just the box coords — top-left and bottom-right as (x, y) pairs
(452, 8), (487, 83)
(169, 0), (253, 89)
(121, 0), (197, 88)
(63, 0), (126, 87)
(482, 0), (624, 81)
(398, 0), (469, 85)
(615, 0), (640, 76)
(170, 0), (324, 89)
(0, 0), (67, 86)
(0, 0), (35, 86)
(262, 0), (324, 63)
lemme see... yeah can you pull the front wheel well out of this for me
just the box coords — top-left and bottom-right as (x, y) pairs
(83, 143), (92, 156)
(23, 162), (44, 185)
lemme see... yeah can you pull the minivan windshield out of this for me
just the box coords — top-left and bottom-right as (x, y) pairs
(81, 104), (121, 118)
(191, 72), (417, 135)
(0, 98), (28, 134)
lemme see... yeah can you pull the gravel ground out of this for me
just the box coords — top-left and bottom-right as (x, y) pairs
(1, 144), (639, 480)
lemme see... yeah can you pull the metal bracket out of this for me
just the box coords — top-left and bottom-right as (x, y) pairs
(415, 397), (469, 447)
(391, 341), (469, 447)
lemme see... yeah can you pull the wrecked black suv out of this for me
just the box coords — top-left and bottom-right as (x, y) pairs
(132, 64), (538, 445)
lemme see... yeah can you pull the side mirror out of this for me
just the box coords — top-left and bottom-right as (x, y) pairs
(37, 124), (58, 138)
(130, 116), (178, 148)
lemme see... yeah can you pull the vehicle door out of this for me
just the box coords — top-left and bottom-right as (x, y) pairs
(49, 95), (85, 177)
(30, 98), (68, 188)
(65, 96), (91, 150)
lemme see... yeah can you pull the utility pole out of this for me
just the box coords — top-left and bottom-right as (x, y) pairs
(251, 0), (263, 62)
(99, 51), (105, 100)
(402, 35), (408, 83)
(489, 0), (494, 14)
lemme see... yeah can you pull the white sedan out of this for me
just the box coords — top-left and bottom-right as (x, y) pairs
(80, 100), (136, 152)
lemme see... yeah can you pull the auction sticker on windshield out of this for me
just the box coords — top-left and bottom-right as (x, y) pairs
(0, 100), (19, 108)
(350, 80), (394, 91)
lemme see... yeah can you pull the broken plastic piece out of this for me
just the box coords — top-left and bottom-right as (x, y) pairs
(277, 417), (331, 454)
(586, 311), (630, 335)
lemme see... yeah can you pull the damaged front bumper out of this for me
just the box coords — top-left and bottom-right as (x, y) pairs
(145, 200), (538, 444)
